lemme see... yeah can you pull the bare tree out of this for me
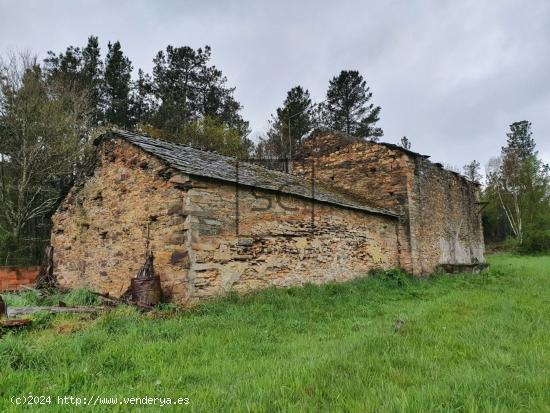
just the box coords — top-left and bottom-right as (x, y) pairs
(485, 121), (550, 245)
(0, 52), (92, 238)
(463, 160), (482, 183)
(399, 136), (411, 150)
(486, 156), (523, 243)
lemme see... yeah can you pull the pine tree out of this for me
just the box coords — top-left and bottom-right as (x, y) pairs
(325, 70), (383, 140)
(151, 45), (205, 133)
(44, 35), (104, 124)
(195, 62), (250, 138)
(151, 45), (250, 145)
(44, 46), (82, 83)
(81, 36), (104, 123)
(486, 121), (549, 245)
(130, 69), (155, 125)
(219, 93), (250, 139)
(277, 86), (313, 147)
(503, 120), (536, 160)
(104, 41), (133, 127)
(262, 86), (313, 160)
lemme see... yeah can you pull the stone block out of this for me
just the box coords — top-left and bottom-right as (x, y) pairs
(169, 174), (189, 185)
(213, 250), (232, 263)
(236, 238), (254, 247)
(167, 202), (183, 215)
(166, 233), (186, 245)
(170, 250), (191, 268)
(191, 240), (220, 251)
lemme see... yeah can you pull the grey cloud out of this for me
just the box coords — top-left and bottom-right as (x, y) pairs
(1, 0), (548, 169)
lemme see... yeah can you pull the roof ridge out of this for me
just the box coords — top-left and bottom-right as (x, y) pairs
(104, 129), (400, 218)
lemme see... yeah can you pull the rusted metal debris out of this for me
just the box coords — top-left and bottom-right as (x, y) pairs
(91, 291), (155, 311)
(131, 232), (162, 307)
(137, 250), (155, 279)
(131, 276), (162, 307)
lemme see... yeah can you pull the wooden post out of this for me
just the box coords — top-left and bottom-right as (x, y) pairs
(0, 296), (5, 319)
(36, 246), (55, 289)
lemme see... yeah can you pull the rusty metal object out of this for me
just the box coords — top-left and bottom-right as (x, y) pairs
(137, 250), (155, 279)
(131, 276), (162, 306)
(131, 240), (161, 306)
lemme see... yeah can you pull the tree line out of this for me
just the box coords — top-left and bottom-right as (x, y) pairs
(255, 70), (383, 161)
(42, 37), (253, 157)
(41, 36), (385, 161)
(469, 121), (550, 253)
(0, 35), (548, 265)
(0, 36), (385, 265)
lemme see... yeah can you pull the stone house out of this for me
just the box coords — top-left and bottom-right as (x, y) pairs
(51, 130), (484, 304)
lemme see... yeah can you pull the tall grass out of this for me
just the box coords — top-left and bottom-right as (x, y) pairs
(0, 254), (549, 412)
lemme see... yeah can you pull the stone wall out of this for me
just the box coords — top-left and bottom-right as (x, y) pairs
(293, 132), (485, 275)
(184, 177), (399, 301)
(52, 140), (192, 302)
(52, 139), (400, 304)
(294, 133), (415, 273)
(408, 158), (485, 274)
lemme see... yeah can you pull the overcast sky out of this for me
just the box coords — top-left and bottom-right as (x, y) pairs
(1, 0), (549, 170)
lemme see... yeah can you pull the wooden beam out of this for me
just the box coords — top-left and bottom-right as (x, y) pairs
(6, 306), (104, 317)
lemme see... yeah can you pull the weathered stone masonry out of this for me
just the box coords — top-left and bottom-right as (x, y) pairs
(294, 132), (485, 275)
(52, 132), (400, 304)
(52, 130), (485, 303)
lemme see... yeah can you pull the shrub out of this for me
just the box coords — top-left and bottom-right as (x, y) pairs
(501, 236), (520, 251)
(370, 268), (411, 288)
(518, 228), (550, 254)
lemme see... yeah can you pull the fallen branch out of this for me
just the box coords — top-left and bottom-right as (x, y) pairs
(1, 319), (32, 328)
(6, 306), (104, 317)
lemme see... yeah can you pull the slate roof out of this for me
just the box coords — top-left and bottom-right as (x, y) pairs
(99, 130), (399, 218)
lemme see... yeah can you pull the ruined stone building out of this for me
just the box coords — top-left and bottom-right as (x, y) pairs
(51, 130), (485, 304)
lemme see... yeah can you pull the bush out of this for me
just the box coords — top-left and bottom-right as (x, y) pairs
(370, 268), (411, 288)
(501, 236), (520, 251)
(518, 229), (550, 254)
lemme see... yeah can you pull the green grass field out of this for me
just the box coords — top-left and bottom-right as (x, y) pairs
(1, 254), (549, 412)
